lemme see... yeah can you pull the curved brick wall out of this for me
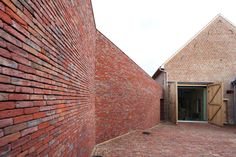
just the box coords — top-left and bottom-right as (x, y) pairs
(0, 0), (96, 156)
(95, 31), (162, 144)
(0, 0), (163, 156)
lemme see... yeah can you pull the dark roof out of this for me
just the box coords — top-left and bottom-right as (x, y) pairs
(232, 79), (236, 85)
(152, 68), (164, 79)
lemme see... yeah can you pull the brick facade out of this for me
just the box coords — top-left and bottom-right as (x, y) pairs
(0, 0), (96, 156)
(95, 31), (162, 144)
(155, 16), (236, 124)
(0, 0), (163, 156)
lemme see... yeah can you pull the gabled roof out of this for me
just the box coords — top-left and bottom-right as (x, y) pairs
(152, 67), (164, 79)
(152, 14), (236, 79)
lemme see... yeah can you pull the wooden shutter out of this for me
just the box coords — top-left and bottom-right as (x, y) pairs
(207, 83), (224, 126)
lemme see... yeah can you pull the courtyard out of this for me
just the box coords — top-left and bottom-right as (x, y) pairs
(92, 123), (236, 157)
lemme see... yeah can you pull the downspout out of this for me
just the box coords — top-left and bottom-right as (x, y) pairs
(165, 70), (169, 121)
(159, 67), (169, 121)
(233, 80), (236, 124)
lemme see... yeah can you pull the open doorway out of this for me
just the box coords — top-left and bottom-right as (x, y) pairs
(178, 86), (207, 121)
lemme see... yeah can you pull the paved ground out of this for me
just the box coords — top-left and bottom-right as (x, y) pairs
(92, 123), (236, 157)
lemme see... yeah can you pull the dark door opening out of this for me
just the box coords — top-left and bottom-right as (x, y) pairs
(160, 99), (165, 121)
(178, 86), (207, 121)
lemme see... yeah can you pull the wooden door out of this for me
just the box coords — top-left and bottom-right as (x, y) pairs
(207, 83), (224, 126)
(169, 82), (178, 124)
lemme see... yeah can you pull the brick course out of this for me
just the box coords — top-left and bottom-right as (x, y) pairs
(95, 31), (162, 144)
(0, 0), (96, 156)
(0, 0), (162, 156)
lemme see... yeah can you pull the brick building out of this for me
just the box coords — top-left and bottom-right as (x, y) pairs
(153, 15), (236, 125)
(0, 0), (161, 156)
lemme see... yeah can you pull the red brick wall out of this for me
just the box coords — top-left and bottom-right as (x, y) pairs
(0, 0), (96, 156)
(95, 31), (162, 144)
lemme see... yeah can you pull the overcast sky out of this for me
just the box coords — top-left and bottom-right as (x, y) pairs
(91, 0), (236, 76)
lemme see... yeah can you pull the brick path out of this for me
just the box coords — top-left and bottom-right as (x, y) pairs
(92, 123), (236, 157)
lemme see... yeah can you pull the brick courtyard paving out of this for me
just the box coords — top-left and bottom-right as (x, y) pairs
(92, 123), (236, 157)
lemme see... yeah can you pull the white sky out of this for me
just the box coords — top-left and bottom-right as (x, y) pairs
(91, 0), (236, 76)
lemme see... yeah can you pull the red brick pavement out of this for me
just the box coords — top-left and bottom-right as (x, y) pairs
(92, 123), (236, 157)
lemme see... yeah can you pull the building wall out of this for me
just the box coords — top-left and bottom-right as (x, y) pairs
(154, 72), (164, 99)
(0, 0), (96, 156)
(95, 31), (162, 144)
(155, 72), (168, 120)
(165, 16), (236, 123)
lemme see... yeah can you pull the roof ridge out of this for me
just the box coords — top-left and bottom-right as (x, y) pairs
(161, 14), (236, 68)
(152, 14), (235, 79)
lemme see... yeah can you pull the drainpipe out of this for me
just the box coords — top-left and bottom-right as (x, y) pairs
(159, 67), (169, 121)
(233, 80), (236, 124)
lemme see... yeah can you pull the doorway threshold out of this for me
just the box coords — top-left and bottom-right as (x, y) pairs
(178, 120), (208, 123)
